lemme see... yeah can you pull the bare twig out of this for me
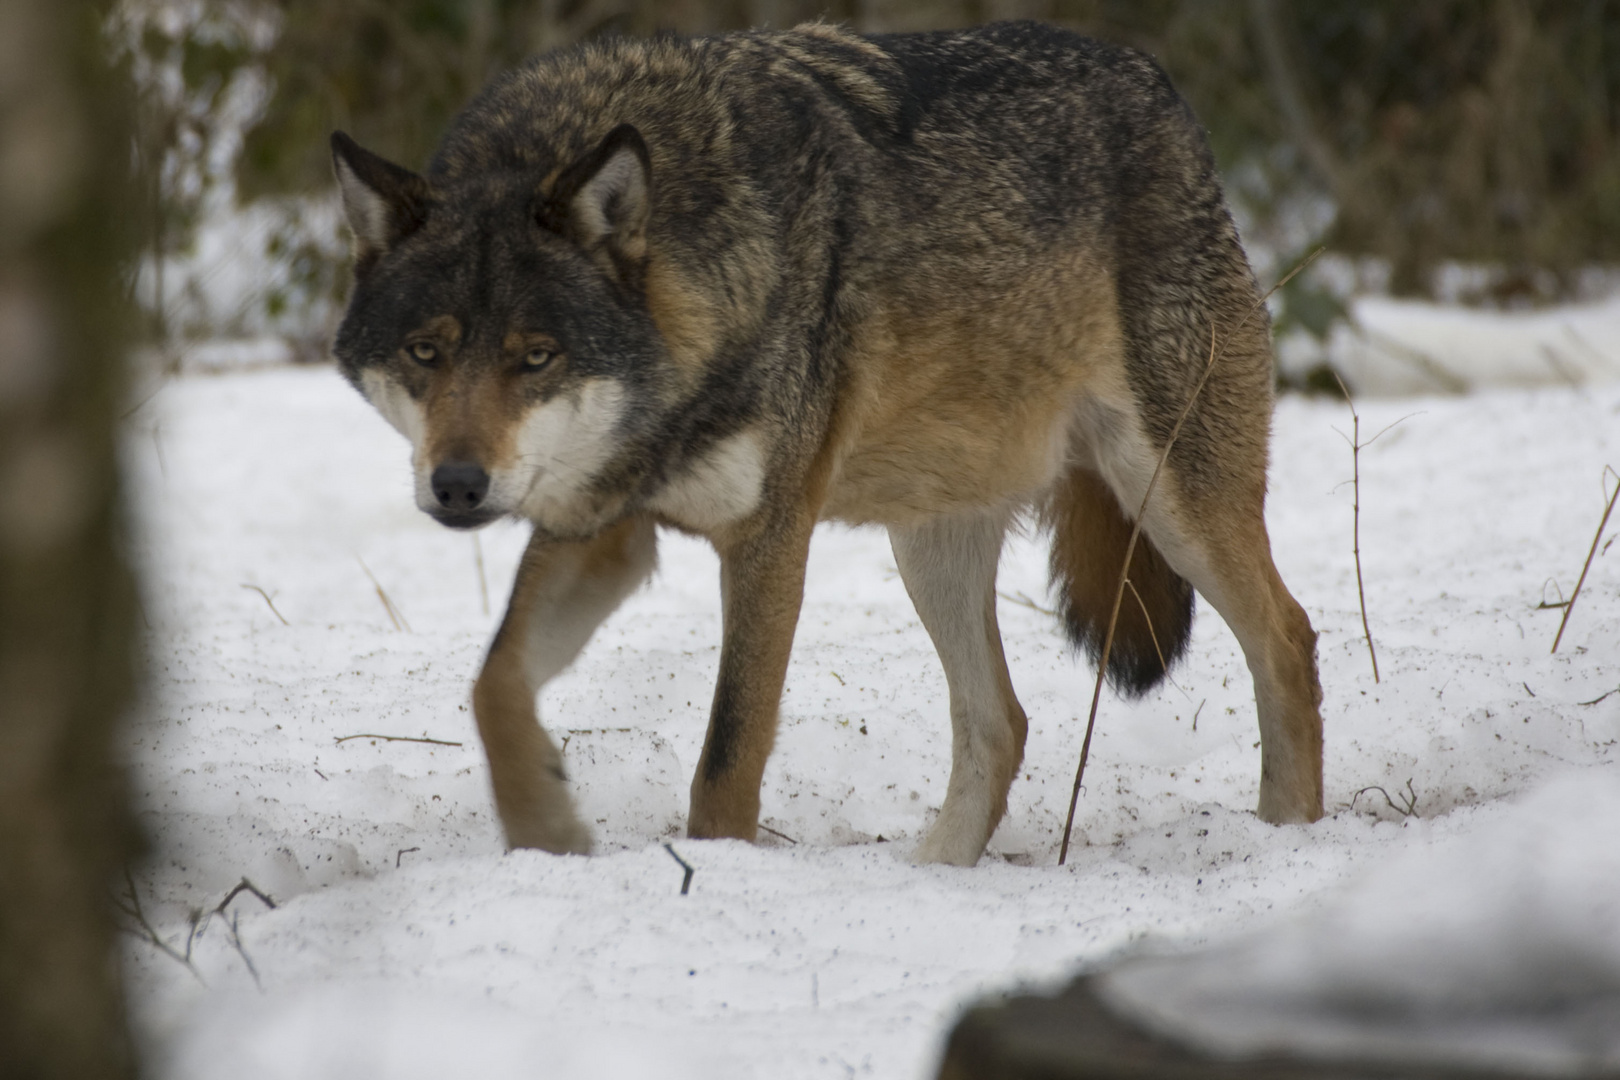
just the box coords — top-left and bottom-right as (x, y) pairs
(1350, 778), (1420, 818)
(663, 843), (695, 895)
(113, 868), (205, 983)
(335, 732), (463, 747)
(758, 823), (799, 845)
(1191, 698), (1206, 732)
(1332, 373), (1379, 682)
(396, 847), (421, 868)
(357, 557), (410, 632)
(1579, 686), (1620, 707)
(198, 878), (276, 991)
(239, 583), (289, 626)
(1552, 466), (1619, 653)
(216, 878), (278, 913)
(221, 911), (262, 989)
(1057, 250), (1323, 866)
(120, 379), (167, 421)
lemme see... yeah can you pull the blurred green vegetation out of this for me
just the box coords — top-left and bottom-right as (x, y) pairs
(121, 0), (1620, 346)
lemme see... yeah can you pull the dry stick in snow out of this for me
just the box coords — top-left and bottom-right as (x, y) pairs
(1057, 251), (1321, 866)
(239, 583), (289, 626)
(1552, 465), (1619, 654)
(357, 556), (410, 632)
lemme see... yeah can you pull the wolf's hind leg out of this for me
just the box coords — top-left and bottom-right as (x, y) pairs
(889, 509), (1028, 866)
(1097, 458), (1324, 824)
(473, 516), (657, 852)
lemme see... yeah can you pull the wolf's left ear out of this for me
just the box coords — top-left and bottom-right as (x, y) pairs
(331, 132), (432, 269)
(540, 124), (651, 289)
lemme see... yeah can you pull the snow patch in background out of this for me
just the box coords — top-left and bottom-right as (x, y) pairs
(1278, 293), (1620, 396)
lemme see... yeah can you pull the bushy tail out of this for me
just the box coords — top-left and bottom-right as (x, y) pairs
(1043, 466), (1194, 696)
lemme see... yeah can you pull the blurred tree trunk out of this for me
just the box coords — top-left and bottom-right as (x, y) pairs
(0, 0), (141, 1076)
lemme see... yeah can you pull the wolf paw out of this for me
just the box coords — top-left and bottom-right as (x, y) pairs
(911, 827), (986, 867)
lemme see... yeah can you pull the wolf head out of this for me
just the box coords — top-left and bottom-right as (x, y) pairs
(330, 126), (666, 537)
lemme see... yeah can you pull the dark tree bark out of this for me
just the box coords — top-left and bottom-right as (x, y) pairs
(0, 1), (141, 1077)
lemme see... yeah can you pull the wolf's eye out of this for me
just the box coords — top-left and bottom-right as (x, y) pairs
(409, 341), (438, 366)
(521, 348), (556, 372)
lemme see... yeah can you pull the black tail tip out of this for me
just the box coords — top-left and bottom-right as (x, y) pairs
(1059, 588), (1195, 698)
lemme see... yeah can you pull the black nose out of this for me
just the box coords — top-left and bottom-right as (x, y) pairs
(431, 461), (490, 511)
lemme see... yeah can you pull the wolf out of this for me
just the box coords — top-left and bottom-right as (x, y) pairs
(329, 20), (1324, 866)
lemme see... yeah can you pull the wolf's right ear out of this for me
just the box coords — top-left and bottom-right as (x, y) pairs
(539, 124), (652, 289)
(331, 132), (431, 268)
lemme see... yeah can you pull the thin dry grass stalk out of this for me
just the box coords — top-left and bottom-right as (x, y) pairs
(1552, 464), (1619, 653)
(357, 556), (411, 632)
(473, 533), (490, 616)
(239, 582), (289, 626)
(1057, 250), (1322, 866)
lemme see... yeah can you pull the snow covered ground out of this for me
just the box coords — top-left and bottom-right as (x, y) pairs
(119, 366), (1619, 1078)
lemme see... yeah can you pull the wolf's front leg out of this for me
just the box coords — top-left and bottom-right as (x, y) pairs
(473, 516), (657, 852)
(688, 515), (814, 841)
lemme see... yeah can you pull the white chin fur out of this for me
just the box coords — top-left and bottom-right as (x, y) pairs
(502, 379), (627, 528)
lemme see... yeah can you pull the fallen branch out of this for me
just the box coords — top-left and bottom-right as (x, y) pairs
(239, 583), (289, 626)
(1551, 465), (1618, 653)
(335, 732), (463, 747)
(1058, 250), (1323, 866)
(1579, 686), (1619, 707)
(759, 823), (799, 845)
